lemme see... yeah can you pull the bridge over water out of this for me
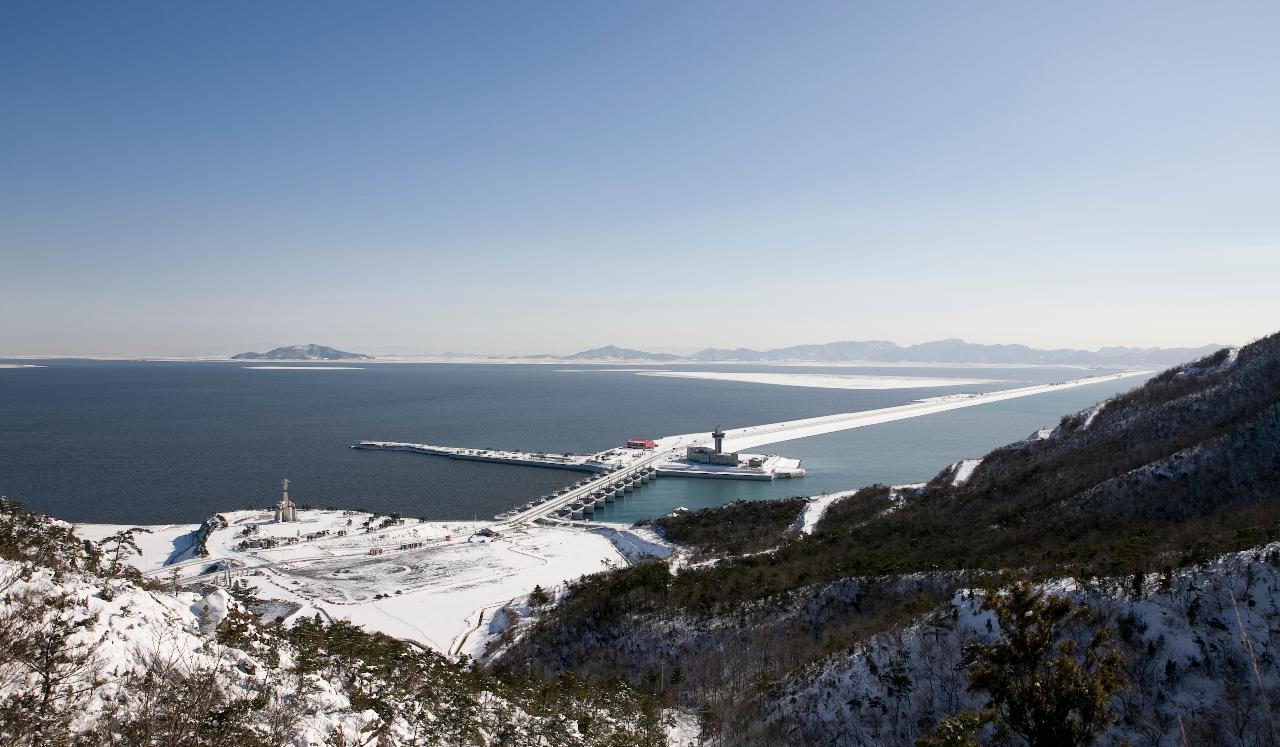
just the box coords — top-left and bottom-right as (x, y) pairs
(356, 370), (1149, 527)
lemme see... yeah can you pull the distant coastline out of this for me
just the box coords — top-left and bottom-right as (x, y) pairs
(1, 337), (1228, 368)
(1, 354), (1108, 369)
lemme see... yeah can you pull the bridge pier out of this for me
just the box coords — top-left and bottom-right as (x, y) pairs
(488, 451), (673, 526)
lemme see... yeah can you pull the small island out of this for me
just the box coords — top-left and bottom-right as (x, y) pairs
(231, 344), (372, 361)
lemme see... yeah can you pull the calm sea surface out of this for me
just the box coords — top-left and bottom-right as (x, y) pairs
(0, 360), (1150, 524)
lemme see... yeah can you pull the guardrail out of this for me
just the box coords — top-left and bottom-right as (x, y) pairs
(492, 449), (674, 527)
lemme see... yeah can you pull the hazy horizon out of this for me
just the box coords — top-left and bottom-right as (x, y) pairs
(0, 334), (1240, 360)
(3, 2), (1278, 356)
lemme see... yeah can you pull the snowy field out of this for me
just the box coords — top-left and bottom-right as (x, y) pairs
(76, 509), (667, 657)
(73, 522), (205, 571)
(634, 370), (1001, 389)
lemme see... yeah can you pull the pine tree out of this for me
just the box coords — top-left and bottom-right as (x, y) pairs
(916, 710), (995, 747)
(99, 527), (151, 578)
(920, 579), (1127, 747)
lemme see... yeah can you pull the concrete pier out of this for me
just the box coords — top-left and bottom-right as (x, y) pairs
(357, 369), (1148, 528)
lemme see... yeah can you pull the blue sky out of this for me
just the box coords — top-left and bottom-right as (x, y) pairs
(2, 1), (1277, 355)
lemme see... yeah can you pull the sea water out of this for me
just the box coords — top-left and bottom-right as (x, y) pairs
(0, 360), (1149, 524)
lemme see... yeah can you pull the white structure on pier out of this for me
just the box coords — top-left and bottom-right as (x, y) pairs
(686, 425), (739, 466)
(274, 479), (297, 523)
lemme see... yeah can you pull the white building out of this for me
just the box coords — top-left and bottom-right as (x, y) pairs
(274, 479), (298, 522)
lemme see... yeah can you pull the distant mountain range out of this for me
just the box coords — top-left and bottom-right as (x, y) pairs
(563, 345), (683, 362)
(231, 344), (372, 361)
(563, 339), (1227, 366)
(225, 340), (1226, 366)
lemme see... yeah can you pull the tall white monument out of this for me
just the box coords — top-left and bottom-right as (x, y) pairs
(274, 478), (297, 523)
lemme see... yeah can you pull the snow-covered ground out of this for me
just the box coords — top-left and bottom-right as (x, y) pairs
(654, 370), (1149, 454)
(948, 458), (982, 485)
(1079, 401), (1106, 429)
(769, 543), (1280, 746)
(664, 708), (702, 746)
(634, 371), (1001, 390)
(655, 453), (805, 480)
(76, 509), (670, 657)
(1, 552), (669, 745)
(790, 484), (925, 535)
(73, 522), (202, 571)
(243, 365), (366, 370)
(354, 440), (662, 476)
(792, 491), (857, 534)
(353, 441), (602, 471)
(595, 524), (675, 564)
(911, 392), (984, 404)
(0, 558), (375, 743)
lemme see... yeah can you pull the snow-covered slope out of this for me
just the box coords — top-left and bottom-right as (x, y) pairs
(231, 344), (371, 360)
(792, 491), (856, 534)
(0, 559), (369, 744)
(0, 555), (670, 746)
(0, 496), (672, 746)
(76, 509), (630, 657)
(503, 331), (1280, 746)
(766, 546), (1280, 745)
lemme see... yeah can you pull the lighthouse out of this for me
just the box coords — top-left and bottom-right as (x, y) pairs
(274, 479), (297, 523)
(712, 424), (726, 454)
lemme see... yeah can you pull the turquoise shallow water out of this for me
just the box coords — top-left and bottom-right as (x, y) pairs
(590, 374), (1148, 523)
(0, 360), (1149, 524)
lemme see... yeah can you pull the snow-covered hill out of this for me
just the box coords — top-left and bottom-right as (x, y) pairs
(0, 500), (677, 746)
(767, 547), (1280, 745)
(231, 344), (372, 360)
(500, 330), (1280, 746)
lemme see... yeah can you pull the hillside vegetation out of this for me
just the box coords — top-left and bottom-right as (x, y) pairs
(501, 331), (1280, 746)
(629, 333), (1280, 609)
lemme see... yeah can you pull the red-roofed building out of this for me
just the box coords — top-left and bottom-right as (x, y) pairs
(626, 438), (657, 450)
